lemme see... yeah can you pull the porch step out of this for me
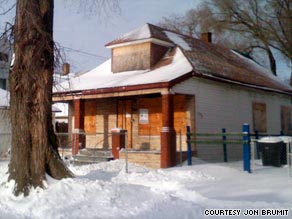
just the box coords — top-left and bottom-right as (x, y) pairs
(72, 148), (114, 165)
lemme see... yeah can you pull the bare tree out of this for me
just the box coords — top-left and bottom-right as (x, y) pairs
(7, 0), (119, 196)
(208, 0), (292, 76)
(159, 0), (292, 76)
(158, 4), (257, 63)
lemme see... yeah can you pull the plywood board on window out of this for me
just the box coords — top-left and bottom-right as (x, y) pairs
(138, 97), (162, 136)
(281, 105), (292, 134)
(252, 102), (267, 132)
(174, 95), (187, 134)
(84, 100), (97, 134)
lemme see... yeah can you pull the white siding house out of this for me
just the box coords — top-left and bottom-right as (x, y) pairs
(53, 23), (292, 167)
(0, 88), (11, 157)
(173, 77), (291, 161)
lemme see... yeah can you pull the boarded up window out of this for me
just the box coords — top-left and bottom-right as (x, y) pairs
(174, 95), (187, 134)
(281, 106), (292, 134)
(138, 97), (162, 136)
(84, 100), (97, 134)
(138, 95), (187, 136)
(252, 102), (267, 132)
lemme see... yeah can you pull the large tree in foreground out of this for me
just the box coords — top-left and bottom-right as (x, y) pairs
(7, 0), (119, 196)
(8, 0), (72, 196)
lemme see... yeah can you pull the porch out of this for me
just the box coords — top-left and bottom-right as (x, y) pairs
(58, 91), (195, 168)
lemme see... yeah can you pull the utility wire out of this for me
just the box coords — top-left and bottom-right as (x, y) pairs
(60, 45), (109, 60)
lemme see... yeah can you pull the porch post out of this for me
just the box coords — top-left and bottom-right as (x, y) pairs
(160, 92), (176, 168)
(72, 98), (85, 155)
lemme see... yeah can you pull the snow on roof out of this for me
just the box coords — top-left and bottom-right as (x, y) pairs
(56, 47), (193, 92)
(0, 89), (9, 107)
(105, 23), (172, 47)
(164, 31), (191, 51)
(56, 23), (292, 95)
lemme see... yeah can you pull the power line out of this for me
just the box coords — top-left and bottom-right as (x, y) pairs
(60, 45), (109, 60)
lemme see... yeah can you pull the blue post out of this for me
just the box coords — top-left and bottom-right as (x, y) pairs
(222, 128), (227, 162)
(255, 131), (260, 159)
(186, 126), (192, 166)
(243, 124), (251, 173)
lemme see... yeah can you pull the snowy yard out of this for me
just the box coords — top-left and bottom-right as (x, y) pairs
(1, 159), (292, 219)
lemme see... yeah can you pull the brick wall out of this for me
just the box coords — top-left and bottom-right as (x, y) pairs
(120, 151), (161, 169)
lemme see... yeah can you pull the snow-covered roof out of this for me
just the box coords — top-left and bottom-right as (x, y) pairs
(105, 23), (172, 48)
(0, 89), (9, 107)
(55, 47), (193, 93)
(55, 23), (292, 96)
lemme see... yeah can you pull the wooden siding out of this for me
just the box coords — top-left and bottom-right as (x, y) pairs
(252, 102), (267, 132)
(84, 100), (97, 134)
(173, 77), (291, 162)
(138, 95), (187, 136)
(118, 100), (133, 148)
(84, 98), (117, 149)
(112, 42), (151, 73)
(281, 105), (292, 134)
(111, 42), (168, 73)
(174, 95), (187, 134)
(138, 97), (162, 136)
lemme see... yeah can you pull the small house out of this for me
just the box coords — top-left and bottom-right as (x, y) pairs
(0, 88), (11, 156)
(53, 23), (292, 168)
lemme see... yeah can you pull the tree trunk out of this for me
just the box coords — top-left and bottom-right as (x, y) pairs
(8, 0), (73, 196)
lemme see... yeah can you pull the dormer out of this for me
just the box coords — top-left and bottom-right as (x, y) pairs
(105, 24), (174, 73)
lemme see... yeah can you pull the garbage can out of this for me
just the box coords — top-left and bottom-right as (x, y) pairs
(258, 137), (286, 167)
(278, 136), (292, 165)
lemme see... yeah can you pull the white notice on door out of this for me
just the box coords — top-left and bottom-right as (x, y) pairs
(139, 109), (149, 124)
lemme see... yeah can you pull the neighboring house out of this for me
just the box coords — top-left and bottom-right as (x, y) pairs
(0, 89), (65, 157)
(53, 23), (292, 168)
(0, 36), (12, 91)
(0, 88), (11, 157)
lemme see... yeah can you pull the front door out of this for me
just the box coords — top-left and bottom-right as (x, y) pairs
(118, 100), (133, 148)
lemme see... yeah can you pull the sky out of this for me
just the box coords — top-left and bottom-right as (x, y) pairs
(53, 0), (198, 73)
(0, 0), (291, 79)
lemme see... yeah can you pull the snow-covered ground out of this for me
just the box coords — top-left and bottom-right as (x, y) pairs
(0, 159), (292, 219)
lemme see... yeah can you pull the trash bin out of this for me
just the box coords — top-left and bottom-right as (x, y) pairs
(258, 137), (286, 167)
(278, 136), (292, 165)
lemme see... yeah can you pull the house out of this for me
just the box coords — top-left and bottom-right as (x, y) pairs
(0, 88), (11, 157)
(0, 36), (12, 91)
(0, 88), (66, 158)
(53, 23), (292, 168)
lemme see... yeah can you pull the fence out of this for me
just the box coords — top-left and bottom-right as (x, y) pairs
(187, 125), (250, 168)
(56, 132), (113, 156)
(186, 124), (292, 174)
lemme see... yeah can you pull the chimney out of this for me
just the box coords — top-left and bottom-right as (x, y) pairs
(201, 32), (212, 43)
(62, 63), (70, 75)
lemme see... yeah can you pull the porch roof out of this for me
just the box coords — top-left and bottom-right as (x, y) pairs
(54, 46), (193, 96)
